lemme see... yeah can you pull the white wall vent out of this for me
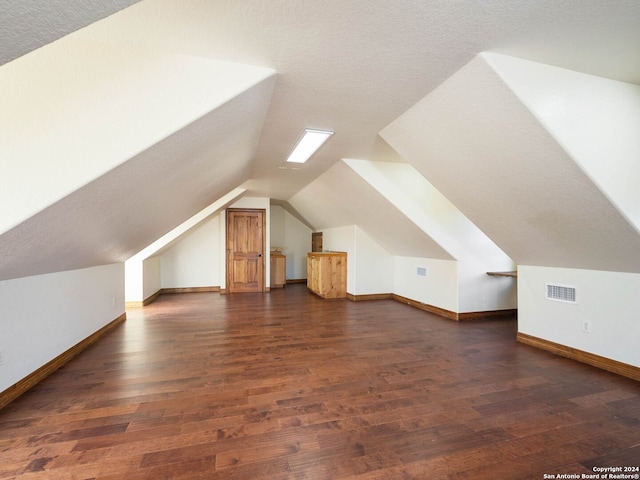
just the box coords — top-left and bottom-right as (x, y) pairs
(545, 283), (576, 303)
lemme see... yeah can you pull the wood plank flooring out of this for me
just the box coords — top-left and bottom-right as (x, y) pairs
(1, 284), (638, 479)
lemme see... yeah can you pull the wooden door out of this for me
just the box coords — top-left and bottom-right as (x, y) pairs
(312, 232), (323, 252)
(226, 209), (265, 293)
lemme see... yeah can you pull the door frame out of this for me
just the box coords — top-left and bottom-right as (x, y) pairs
(225, 208), (267, 293)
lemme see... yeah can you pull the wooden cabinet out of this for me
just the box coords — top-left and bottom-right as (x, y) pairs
(307, 252), (347, 299)
(270, 252), (286, 288)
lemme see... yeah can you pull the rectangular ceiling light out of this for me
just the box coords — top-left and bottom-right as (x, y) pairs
(285, 129), (333, 163)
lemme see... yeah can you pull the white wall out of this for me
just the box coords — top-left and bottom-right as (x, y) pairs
(321, 225), (394, 296)
(354, 226), (393, 295)
(143, 256), (161, 298)
(270, 205), (312, 280)
(458, 260), (518, 313)
(284, 209), (312, 280)
(138, 197), (271, 292)
(124, 256), (162, 302)
(519, 265), (640, 367)
(152, 202), (308, 291)
(160, 215), (221, 289)
(0, 263), (124, 392)
(342, 159), (516, 312)
(124, 259), (143, 302)
(124, 189), (245, 300)
(322, 225), (356, 294)
(270, 205), (286, 248)
(393, 256), (458, 312)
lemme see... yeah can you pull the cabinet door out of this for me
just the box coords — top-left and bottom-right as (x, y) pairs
(307, 255), (314, 291)
(270, 255), (285, 288)
(307, 254), (318, 293)
(312, 232), (323, 252)
(319, 256), (340, 298)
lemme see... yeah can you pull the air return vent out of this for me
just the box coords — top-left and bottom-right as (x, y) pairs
(545, 283), (576, 303)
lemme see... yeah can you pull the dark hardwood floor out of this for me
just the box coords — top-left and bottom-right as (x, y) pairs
(1, 284), (638, 479)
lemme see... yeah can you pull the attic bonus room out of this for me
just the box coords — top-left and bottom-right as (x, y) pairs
(0, 1), (639, 478)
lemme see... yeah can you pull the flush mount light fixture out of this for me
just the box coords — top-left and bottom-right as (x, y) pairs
(285, 129), (334, 163)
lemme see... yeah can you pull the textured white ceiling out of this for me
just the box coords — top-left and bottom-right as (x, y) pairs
(0, 0), (140, 66)
(0, 77), (275, 281)
(0, 36), (275, 236)
(289, 161), (453, 260)
(342, 159), (513, 269)
(381, 55), (640, 273)
(64, 0), (640, 200)
(483, 53), (640, 233)
(2, 0), (640, 279)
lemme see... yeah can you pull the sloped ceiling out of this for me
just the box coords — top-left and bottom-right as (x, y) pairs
(381, 54), (640, 273)
(0, 77), (275, 281)
(59, 0), (640, 201)
(0, 37), (275, 236)
(483, 53), (640, 232)
(289, 161), (453, 260)
(0, 0), (140, 66)
(2, 1), (640, 280)
(132, 188), (246, 263)
(342, 159), (514, 271)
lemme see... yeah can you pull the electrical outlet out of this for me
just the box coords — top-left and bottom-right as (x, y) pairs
(112, 297), (116, 307)
(0, 350), (4, 366)
(582, 319), (592, 333)
(417, 267), (427, 277)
